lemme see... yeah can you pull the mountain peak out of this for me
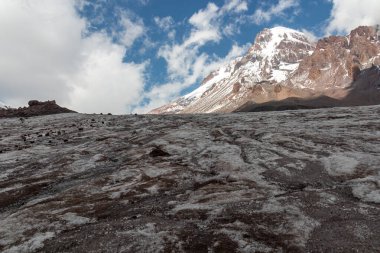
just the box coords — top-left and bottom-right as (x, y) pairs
(151, 26), (315, 114)
(267, 26), (304, 35)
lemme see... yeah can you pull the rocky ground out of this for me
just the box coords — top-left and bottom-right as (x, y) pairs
(0, 106), (379, 252)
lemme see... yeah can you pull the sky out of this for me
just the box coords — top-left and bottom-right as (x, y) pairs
(1, 0), (380, 114)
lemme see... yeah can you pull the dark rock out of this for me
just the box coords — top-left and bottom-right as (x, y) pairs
(28, 100), (42, 106)
(0, 100), (75, 118)
(149, 147), (170, 157)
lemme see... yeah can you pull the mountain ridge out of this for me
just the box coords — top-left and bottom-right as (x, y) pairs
(151, 25), (380, 114)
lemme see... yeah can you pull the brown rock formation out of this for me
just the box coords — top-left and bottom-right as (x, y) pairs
(0, 100), (76, 118)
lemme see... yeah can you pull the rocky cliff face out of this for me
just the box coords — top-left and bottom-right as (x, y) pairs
(237, 64), (380, 112)
(151, 26), (380, 114)
(286, 26), (380, 92)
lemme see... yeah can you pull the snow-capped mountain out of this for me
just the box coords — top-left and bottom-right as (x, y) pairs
(150, 27), (315, 114)
(151, 26), (380, 114)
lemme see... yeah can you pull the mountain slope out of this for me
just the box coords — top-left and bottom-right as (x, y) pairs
(151, 26), (380, 114)
(150, 27), (315, 114)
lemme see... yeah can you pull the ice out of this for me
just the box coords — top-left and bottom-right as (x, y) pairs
(61, 212), (92, 225)
(3, 232), (55, 253)
(322, 154), (359, 176)
(351, 174), (380, 203)
(0, 106), (379, 252)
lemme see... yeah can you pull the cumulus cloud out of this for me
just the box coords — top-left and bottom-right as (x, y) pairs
(252, 0), (299, 24)
(326, 0), (380, 34)
(0, 0), (146, 114)
(64, 34), (147, 114)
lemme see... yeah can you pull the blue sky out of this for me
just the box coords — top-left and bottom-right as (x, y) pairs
(1, 0), (379, 113)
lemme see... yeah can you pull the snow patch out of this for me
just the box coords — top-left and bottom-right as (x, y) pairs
(351, 180), (380, 203)
(3, 232), (55, 253)
(61, 212), (92, 225)
(322, 154), (359, 176)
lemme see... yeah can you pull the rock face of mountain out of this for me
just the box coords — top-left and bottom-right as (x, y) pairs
(286, 26), (380, 92)
(151, 27), (315, 114)
(151, 26), (380, 114)
(237, 64), (380, 112)
(0, 100), (76, 118)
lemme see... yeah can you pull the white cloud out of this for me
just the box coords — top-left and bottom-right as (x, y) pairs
(189, 2), (220, 30)
(0, 0), (146, 114)
(154, 16), (174, 31)
(252, 0), (299, 24)
(326, 0), (380, 34)
(222, 0), (248, 13)
(64, 34), (147, 114)
(138, 0), (149, 5)
(119, 14), (145, 48)
(301, 29), (318, 42)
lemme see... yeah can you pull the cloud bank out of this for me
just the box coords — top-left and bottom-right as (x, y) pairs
(326, 0), (380, 34)
(0, 0), (146, 114)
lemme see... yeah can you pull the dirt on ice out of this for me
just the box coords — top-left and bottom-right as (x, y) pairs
(0, 106), (379, 252)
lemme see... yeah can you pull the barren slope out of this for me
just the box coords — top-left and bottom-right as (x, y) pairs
(0, 106), (380, 252)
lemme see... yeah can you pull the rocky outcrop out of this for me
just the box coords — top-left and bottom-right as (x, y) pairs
(0, 100), (75, 118)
